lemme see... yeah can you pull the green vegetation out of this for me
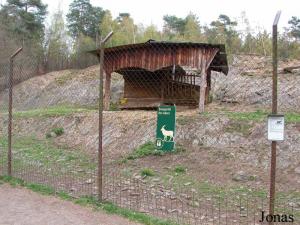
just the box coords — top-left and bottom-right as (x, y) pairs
(225, 121), (252, 136)
(233, 111), (300, 123)
(10, 106), (95, 118)
(55, 72), (75, 85)
(1, 0), (300, 78)
(285, 112), (300, 123)
(46, 127), (64, 138)
(52, 127), (64, 136)
(6, 107), (300, 124)
(156, 168), (300, 202)
(204, 110), (300, 123)
(174, 165), (187, 174)
(0, 136), (96, 176)
(125, 142), (160, 160)
(223, 110), (268, 121)
(160, 172), (268, 199)
(124, 142), (186, 162)
(109, 102), (120, 111)
(76, 197), (180, 225)
(67, 0), (104, 39)
(45, 133), (52, 139)
(141, 168), (155, 177)
(0, 0), (47, 46)
(177, 110), (300, 126)
(0, 176), (179, 225)
(177, 115), (194, 125)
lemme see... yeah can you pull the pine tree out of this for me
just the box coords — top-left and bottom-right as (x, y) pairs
(67, 0), (104, 39)
(288, 16), (300, 41)
(116, 13), (136, 44)
(183, 13), (202, 42)
(100, 12), (136, 46)
(142, 24), (161, 42)
(0, 0), (47, 41)
(163, 15), (186, 40)
(209, 14), (240, 54)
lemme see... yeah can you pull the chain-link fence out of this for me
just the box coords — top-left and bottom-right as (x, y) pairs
(0, 61), (8, 176)
(0, 31), (299, 224)
(0, 51), (99, 196)
(97, 38), (299, 224)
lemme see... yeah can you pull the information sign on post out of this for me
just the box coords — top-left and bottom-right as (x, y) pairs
(156, 105), (176, 151)
(268, 115), (285, 141)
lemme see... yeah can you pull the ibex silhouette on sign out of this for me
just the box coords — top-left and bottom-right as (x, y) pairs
(161, 125), (174, 141)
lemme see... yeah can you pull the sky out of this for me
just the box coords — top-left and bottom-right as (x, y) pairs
(2, 0), (300, 32)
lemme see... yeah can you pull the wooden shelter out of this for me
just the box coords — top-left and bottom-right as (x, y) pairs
(90, 40), (228, 111)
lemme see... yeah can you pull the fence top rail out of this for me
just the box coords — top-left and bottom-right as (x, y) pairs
(273, 11), (281, 26)
(10, 47), (23, 59)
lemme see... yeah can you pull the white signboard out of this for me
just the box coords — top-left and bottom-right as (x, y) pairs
(268, 115), (285, 141)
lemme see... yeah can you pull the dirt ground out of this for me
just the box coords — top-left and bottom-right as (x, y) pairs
(0, 184), (140, 225)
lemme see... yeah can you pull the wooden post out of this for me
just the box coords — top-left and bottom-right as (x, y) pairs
(98, 31), (113, 202)
(199, 67), (207, 113)
(104, 71), (111, 111)
(205, 69), (211, 104)
(8, 47), (23, 177)
(269, 11), (281, 225)
(198, 48), (218, 113)
(98, 43), (104, 201)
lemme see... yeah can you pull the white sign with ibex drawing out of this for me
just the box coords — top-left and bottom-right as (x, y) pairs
(268, 115), (285, 141)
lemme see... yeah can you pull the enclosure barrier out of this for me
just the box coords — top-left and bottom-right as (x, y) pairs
(0, 25), (299, 225)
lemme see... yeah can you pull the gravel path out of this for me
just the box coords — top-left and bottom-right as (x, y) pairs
(0, 184), (140, 225)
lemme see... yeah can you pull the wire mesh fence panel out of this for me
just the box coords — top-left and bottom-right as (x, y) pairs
(0, 52), (100, 197)
(0, 62), (9, 176)
(97, 38), (299, 225)
(0, 34), (299, 225)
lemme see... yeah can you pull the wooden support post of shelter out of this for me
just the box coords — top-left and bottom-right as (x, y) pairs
(199, 56), (207, 113)
(198, 48), (218, 113)
(205, 69), (211, 104)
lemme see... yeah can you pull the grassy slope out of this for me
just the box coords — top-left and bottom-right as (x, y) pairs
(12, 105), (97, 118)
(122, 142), (300, 201)
(1, 106), (299, 219)
(0, 136), (96, 177)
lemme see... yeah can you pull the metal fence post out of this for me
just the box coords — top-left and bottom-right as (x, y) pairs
(7, 47), (23, 176)
(98, 31), (113, 201)
(269, 11), (281, 225)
